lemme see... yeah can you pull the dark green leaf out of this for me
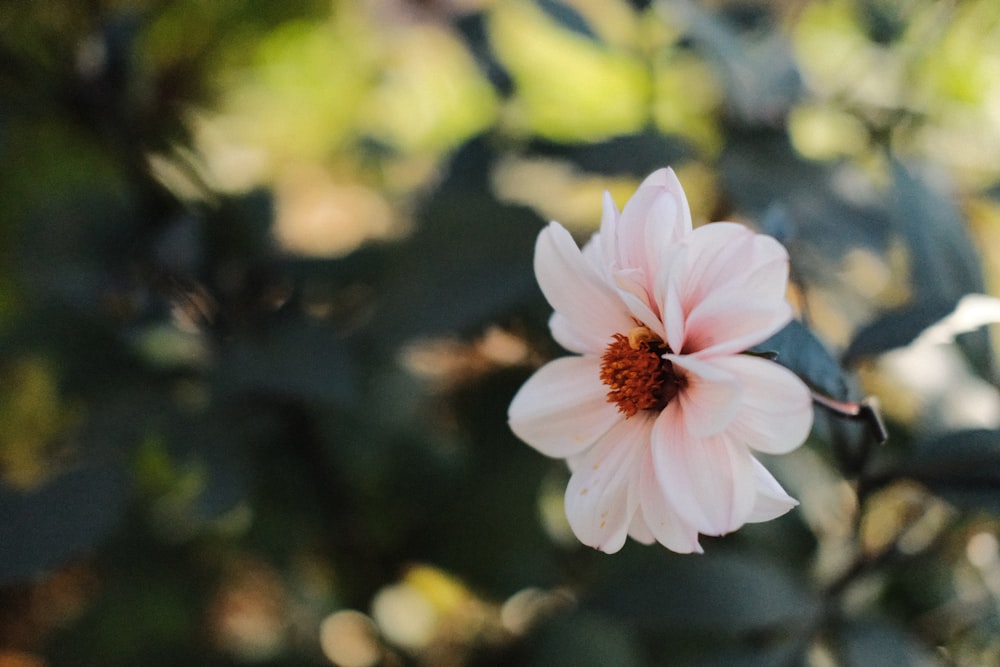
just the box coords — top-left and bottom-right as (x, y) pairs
(755, 319), (849, 400)
(674, 4), (800, 123)
(842, 299), (955, 366)
(887, 429), (1000, 513)
(370, 144), (540, 344)
(589, 552), (818, 636)
(891, 160), (983, 303)
(527, 611), (644, 667)
(213, 319), (355, 404)
(522, 131), (694, 177)
(0, 460), (127, 584)
(720, 130), (892, 292)
(537, 0), (598, 40)
(682, 643), (805, 667)
(835, 618), (943, 667)
(886, 161), (994, 379)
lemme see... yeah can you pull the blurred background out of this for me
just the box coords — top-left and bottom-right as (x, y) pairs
(2, 0), (1000, 665)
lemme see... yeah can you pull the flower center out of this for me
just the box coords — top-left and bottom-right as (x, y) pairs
(599, 326), (683, 418)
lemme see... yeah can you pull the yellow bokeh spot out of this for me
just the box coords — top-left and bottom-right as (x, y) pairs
(488, 0), (650, 141)
(0, 358), (79, 490)
(788, 104), (869, 161)
(361, 24), (499, 154)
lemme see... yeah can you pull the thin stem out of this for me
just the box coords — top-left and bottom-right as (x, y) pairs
(811, 391), (888, 445)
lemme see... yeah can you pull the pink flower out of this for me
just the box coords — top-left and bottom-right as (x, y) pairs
(508, 168), (814, 554)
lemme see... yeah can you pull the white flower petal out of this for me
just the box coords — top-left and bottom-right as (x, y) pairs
(643, 192), (681, 284)
(615, 169), (690, 277)
(564, 415), (650, 553)
(535, 222), (633, 353)
(711, 355), (813, 454)
(597, 190), (620, 270)
(548, 313), (594, 355)
(613, 270), (666, 339)
(638, 448), (703, 553)
(508, 356), (620, 459)
(664, 354), (741, 437)
(746, 457), (798, 523)
(627, 506), (656, 545)
(652, 406), (758, 535)
(683, 291), (792, 358)
(661, 223), (792, 356)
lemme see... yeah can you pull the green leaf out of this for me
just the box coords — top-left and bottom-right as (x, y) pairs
(681, 643), (804, 667)
(835, 618), (943, 667)
(842, 299), (956, 366)
(537, 0), (598, 41)
(673, 3), (801, 124)
(887, 429), (1000, 513)
(588, 552), (818, 636)
(0, 460), (127, 584)
(369, 142), (540, 345)
(720, 129), (892, 283)
(522, 131), (694, 176)
(755, 319), (849, 400)
(213, 319), (355, 404)
(527, 611), (645, 667)
(890, 160), (983, 303)
(880, 161), (995, 379)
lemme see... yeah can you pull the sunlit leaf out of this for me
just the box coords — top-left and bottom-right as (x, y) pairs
(361, 23), (498, 154)
(488, 0), (649, 141)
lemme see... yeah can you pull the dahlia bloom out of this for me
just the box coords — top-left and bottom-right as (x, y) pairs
(508, 168), (813, 554)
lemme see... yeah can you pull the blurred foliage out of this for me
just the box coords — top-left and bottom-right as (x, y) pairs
(2, 0), (1000, 665)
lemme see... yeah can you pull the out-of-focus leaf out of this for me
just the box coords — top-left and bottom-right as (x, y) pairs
(755, 319), (849, 400)
(526, 611), (644, 667)
(417, 368), (560, 595)
(720, 129), (891, 285)
(884, 429), (1000, 513)
(667, 2), (801, 124)
(890, 161), (995, 380)
(836, 618), (943, 667)
(589, 551), (818, 636)
(488, 0), (649, 141)
(522, 132), (695, 177)
(214, 319), (355, 404)
(369, 144), (539, 345)
(890, 161), (983, 304)
(0, 460), (127, 584)
(537, 0), (598, 40)
(681, 642), (804, 667)
(454, 11), (513, 94)
(362, 23), (498, 154)
(842, 299), (956, 366)
(153, 409), (253, 523)
(47, 548), (201, 666)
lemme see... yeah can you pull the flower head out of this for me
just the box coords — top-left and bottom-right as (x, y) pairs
(508, 168), (813, 554)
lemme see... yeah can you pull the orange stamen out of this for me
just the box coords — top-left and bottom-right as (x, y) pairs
(599, 327), (683, 418)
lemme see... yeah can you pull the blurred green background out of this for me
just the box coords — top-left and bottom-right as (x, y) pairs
(3, 0), (1000, 665)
